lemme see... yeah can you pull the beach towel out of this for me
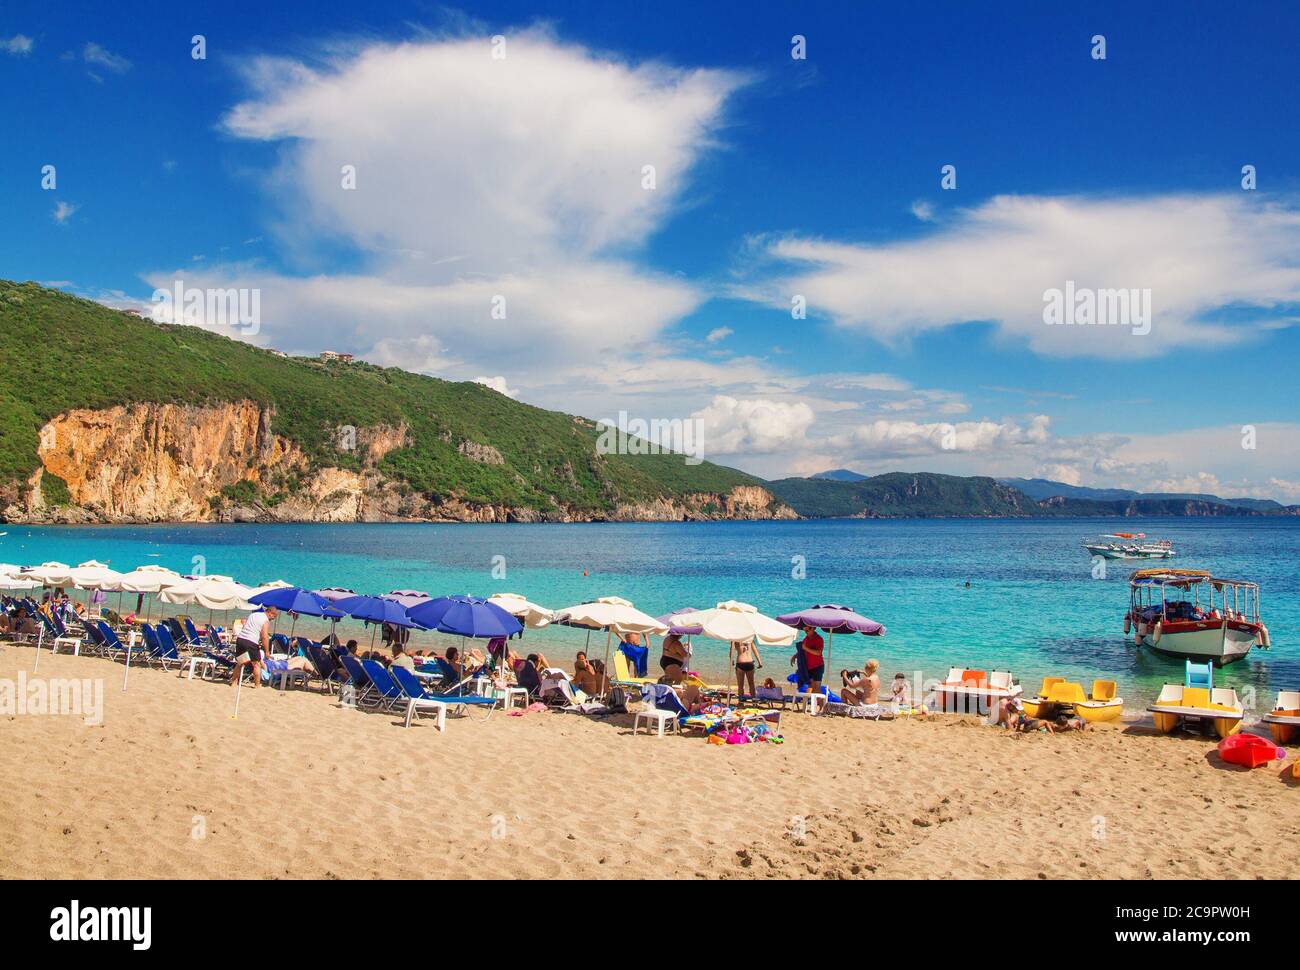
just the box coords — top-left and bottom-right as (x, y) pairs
(618, 641), (648, 677)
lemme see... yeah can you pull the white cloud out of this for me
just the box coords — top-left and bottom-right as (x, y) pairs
(52, 201), (78, 225)
(473, 375), (519, 398)
(1, 34), (33, 55)
(691, 396), (816, 455)
(705, 326), (732, 343)
(909, 199), (936, 222)
(83, 42), (131, 73)
(741, 193), (1300, 358)
(164, 31), (748, 382)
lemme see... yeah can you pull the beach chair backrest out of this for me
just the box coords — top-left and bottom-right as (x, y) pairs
(1276, 690), (1300, 711)
(1046, 681), (1087, 705)
(141, 624), (163, 657)
(1091, 680), (1118, 702)
(1181, 687), (1210, 709)
(648, 683), (689, 718)
(1211, 688), (1240, 710)
(1154, 683), (1182, 705)
(155, 624), (181, 658)
(945, 667), (963, 683)
(339, 654), (371, 690)
(1185, 660), (1213, 691)
(361, 659), (404, 700)
(184, 617), (203, 642)
(95, 620), (121, 649)
(1038, 676), (1064, 697)
(389, 665), (426, 699)
(961, 669), (987, 687)
(988, 671), (1012, 690)
(613, 652), (633, 682)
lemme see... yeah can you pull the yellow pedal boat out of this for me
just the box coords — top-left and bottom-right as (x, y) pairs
(1261, 690), (1300, 745)
(1146, 684), (1243, 739)
(1021, 678), (1123, 723)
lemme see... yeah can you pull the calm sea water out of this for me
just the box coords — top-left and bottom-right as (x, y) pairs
(4, 517), (1297, 708)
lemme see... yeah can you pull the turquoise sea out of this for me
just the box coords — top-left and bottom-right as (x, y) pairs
(4, 517), (1297, 708)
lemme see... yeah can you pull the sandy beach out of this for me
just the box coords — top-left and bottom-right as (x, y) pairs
(2, 643), (1298, 881)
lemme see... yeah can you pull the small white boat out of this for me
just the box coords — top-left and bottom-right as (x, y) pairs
(1083, 533), (1174, 560)
(1126, 568), (1269, 666)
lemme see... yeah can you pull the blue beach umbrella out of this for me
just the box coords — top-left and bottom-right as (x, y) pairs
(335, 594), (419, 649)
(407, 595), (523, 640)
(248, 586), (346, 637)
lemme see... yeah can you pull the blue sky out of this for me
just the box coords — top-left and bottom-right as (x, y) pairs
(4, 1), (1300, 495)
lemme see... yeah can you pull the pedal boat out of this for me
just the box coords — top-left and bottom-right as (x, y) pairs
(1147, 684), (1244, 739)
(1021, 677), (1123, 723)
(933, 668), (1021, 715)
(1261, 690), (1300, 745)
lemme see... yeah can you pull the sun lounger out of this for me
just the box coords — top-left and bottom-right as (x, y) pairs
(390, 665), (495, 726)
(613, 651), (655, 688)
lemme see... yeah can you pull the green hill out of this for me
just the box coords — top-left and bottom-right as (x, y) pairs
(0, 280), (774, 522)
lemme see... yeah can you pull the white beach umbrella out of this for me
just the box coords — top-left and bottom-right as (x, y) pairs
(488, 592), (554, 629)
(553, 596), (669, 687)
(553, 596), (668, 637)
(0, 563), (22, 578)
(670, 601), (797, 646)
(26, 561), (73, 585)
(69, 560), (125, 591)
(161, 575), (254, 610)
(0, 573), (42, 590)
(116, 565), (185, 593)
(247, 579), (293, 599)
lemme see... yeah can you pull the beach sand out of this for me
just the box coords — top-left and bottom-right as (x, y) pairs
(2, 645), (1297, 880)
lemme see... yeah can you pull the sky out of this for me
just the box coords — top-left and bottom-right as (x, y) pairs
(4, 1), (1300, 497)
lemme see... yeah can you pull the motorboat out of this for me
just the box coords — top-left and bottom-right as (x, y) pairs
(1083, 533), (1174, 560)
(1021, 677), (1123, 723)
(1126, 568), (1269, 665)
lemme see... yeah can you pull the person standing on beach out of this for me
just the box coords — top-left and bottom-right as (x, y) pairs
(231, 605), (278, 689)
(730, 638), (761, 699)
(792, 623), (826, 696)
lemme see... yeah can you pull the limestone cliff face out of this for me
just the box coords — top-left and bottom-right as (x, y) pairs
(1, 402), (795, 525)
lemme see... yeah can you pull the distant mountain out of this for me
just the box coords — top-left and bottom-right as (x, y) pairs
(771, 472), (1300, 519)
(768, 472), (1040, 518)
(998, 477), (1138, 502)
(998, 477), (1284, 512)
(810, 468), (869, 482)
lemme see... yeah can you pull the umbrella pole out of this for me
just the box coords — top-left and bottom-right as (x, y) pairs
(122, 636), (132, 691)
(34, 625), (42, 674)
(601, 628), (613, 696)
(233, 672), (243, 718)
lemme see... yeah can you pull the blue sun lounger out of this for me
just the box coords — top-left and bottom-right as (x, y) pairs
(390, 664), (495, 729)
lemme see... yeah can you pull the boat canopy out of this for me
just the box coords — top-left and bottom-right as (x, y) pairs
(1129, 568), (1256, 590)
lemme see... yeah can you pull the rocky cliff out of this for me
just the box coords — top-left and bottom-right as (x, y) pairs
(2, 401), (795, 525)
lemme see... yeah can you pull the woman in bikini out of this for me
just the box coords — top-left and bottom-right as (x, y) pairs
(659, 633), (690, 682)
(730, 638), (762, 699)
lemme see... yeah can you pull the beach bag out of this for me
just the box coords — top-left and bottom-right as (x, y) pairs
(606, 686), (628, 713)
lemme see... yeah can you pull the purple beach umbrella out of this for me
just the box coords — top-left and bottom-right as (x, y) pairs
(777, 604), (886, 692)
(656, 607), (704, 637)
(383, 589), (432, 608)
